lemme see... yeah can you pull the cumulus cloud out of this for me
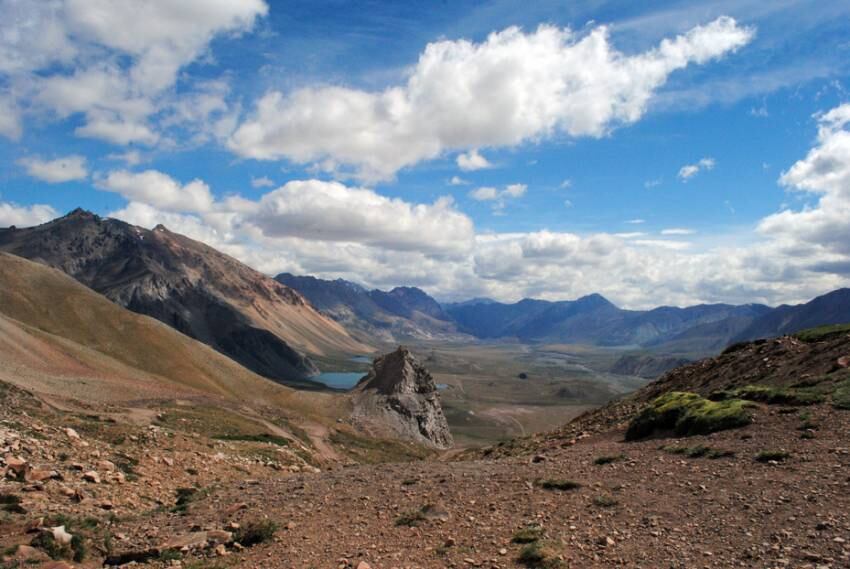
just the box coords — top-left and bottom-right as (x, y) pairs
(229, 17), (754, 180)
(456, 149), (492, 171)
(0, 202), (59, 227)
(17, 155), (88, 183)
(97, 169), (215, 213)
(0, 0), (268, 144)
(247, 180), (474, 255)
(759, 104), (850, 255)
(0, 95), (21, 139)
(469, 183), (527, 213)
(449, 176), (470, 186)
(251, 176), (275, 189)
(678, 157), (716, 181)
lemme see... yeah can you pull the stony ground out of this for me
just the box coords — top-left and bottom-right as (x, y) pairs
(3, 381), (849, 568)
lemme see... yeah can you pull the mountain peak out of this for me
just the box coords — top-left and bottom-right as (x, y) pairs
(63, 207), (98, 221)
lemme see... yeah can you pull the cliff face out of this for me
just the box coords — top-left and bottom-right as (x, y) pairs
(352, 347), (453, 449)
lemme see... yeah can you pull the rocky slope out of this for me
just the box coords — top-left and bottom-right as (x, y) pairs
(276, 273), (464, 343)
(351, 347), (453, 449)
(3, 330), (849, 568)
(609, 354), (691, 378)
(734, 288), (850, 342)
(0, 210), (370, 383)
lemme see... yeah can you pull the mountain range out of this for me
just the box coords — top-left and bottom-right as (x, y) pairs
(278, 272), (850, 358)
(0, 209), (370, 383)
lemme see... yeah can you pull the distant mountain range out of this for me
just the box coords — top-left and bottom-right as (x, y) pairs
(280, 272), (850, 358)
(275, 273), (463, 343)
(0, 209), (370, 383)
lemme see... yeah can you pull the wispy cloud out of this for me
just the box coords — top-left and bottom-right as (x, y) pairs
(678, 157), (716, 181)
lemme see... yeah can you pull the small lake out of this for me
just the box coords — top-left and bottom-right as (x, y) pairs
(313, 371), (365, 390)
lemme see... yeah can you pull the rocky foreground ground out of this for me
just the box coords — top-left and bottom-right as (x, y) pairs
(2, 334), (850, 568)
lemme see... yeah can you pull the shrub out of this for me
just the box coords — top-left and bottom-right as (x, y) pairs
(711, 385), (824, 406)
(662, 445), (734, 459)
(234, 520), (278, 547)
(30, 531), (86, 562)
(593, 454), (625, 465)
(538, 479), (581, 491)
(517, 541), (550, 566)
(395, 509), (427, 527)
(512, 525), (544, 544)
(213, 433), (290, 446)
(626, 392), (752, 441)
(592, 495), (618, 508)
(755, 450), (790, 463)
(832, 379), (850, 410)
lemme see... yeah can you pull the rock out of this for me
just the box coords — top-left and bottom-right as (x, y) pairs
(82, 471), (100, 483)
(97, 460), (116, 472)
(838, 356), (850, 368)
(64, 428), (80, 440)
(351, 346), (453, 448)
(7, 544), (49, 563)
(50, 525), (73, 546)
(214, 543), (228, 556)
(159, 532), (209, 551)
(206, 530), (233, 545)
(356, 562), (372, 569)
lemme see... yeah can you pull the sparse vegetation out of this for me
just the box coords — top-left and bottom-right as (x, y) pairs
(517, 540), (561, 567)
(537, 479), (581, 491)
(0, 493), (25, 514)
(395, 508), (428, 527)
(755, 450), (791, 463)
(512, 525), (544, 544)
(594, 453), (625, 465)
(711, 384), (825, 406)
(832, 379), (850, 410)
(30, 530), (86, 562)
(662, 444), (734, 459)
(213, 433), (290, 446)
(592, 495), (619, 508)
(794, 323), (850, 343)
(626, 392), (752, 440)
(234, 520), (278, 547)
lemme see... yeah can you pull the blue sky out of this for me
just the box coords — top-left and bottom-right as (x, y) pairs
(1, 0), (850, 308)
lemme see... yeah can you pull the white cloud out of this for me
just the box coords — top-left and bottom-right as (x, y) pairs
(626, 218), (646, 224)
(449, 175), (470, 186)
(469, 187), (499, 201)
(644, 178), (662, 188)
(247, 180), (474, 255)
(678, 157), (716, 181)
(229, 17), (754, 180)
(560, 179), (573, 189)
(17, 155), (88, 183)
(759, 104), (850, 255)
(661, 228), (696, 235)
(0, 0), (268, 144)
(251, 176), (275, 188)
(469, 183), (527, 212)
(456, 149), (492, 172)
(0, 202), (59, 227)
(0, 95), (21, 139)
(106, 150), (144, 166)
(97, 169), (215, 213)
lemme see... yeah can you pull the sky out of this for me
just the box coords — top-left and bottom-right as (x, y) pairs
(1, 0), (850, 308)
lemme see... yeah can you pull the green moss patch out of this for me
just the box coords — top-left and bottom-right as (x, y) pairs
(832, 379), (850, 410)
(794, 323), (850, 343)
(626, 392), (752, 441)
(711, 385), (825, 406)
(662, 444), (734, 459)
(512, 525), (544, 544)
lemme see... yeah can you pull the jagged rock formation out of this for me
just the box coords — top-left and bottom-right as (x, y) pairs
(0, 209), (370, 383)
(351, 347), (453, 449)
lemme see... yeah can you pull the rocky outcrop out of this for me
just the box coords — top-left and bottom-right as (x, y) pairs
(610, 354), (691, 378)
(351, 347), (453, 449)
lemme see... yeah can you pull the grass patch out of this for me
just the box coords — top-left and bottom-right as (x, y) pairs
(517, 541), (561, 567)
(512, 525), (544, 544)
(0, 493), (25, 514)
(794, 323), (850, 343)
(593, 454), (625, 465)
(213, 433), (290, 446)
(171, 487), (208, 514)
(832, 379), (850, 410)
(592, 495), (618, 508)
(330, 430), (431, 464)
(395, 508), (428, 527)
(626, 392), (752, 441)
(711, 384), (825, 406)
(30, 531), (86, 562)
(662, 445), (734, 459)
(537, 479), (581, 491)
(234, 520), (278, 547)
(755, 450), (790, 463)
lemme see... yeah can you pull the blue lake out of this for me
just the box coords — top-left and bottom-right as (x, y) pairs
(313, 372), (365, 389)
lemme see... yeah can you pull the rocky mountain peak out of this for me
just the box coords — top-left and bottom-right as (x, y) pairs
(352, 347), (453, 449)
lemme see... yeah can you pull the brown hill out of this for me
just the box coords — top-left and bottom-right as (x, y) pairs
(0, 209), (371, 382)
